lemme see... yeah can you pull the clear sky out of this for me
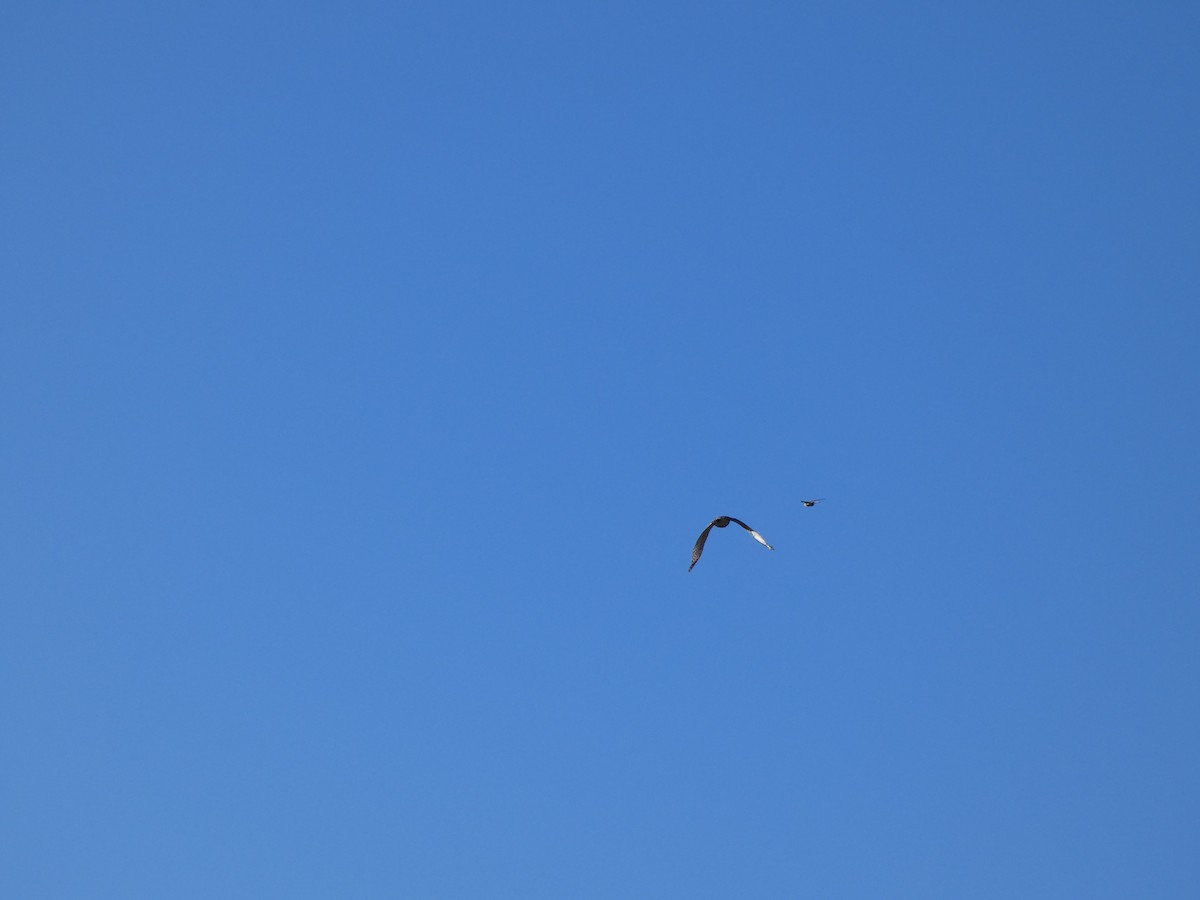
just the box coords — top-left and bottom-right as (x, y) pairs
(3, 2), (1198, 897)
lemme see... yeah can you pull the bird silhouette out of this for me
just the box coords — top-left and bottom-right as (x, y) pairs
(689, 516), (774, 572)
(800, 499), (825, 507)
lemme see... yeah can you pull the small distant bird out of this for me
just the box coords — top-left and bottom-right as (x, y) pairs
(800, 499), (825, 507)
(689, 516), (774, 572)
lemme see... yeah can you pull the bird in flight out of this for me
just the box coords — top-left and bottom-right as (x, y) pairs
(689, 516), (774, 572)
(800, 499), (825, 507)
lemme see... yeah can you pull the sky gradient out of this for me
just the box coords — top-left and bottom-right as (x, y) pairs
(3, 2), (1198, 897)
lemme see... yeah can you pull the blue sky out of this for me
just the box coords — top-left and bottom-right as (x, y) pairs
(3, 1), (1198, 897)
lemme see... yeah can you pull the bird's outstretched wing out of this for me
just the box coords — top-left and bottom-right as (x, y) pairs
(725, 517), (774, 550)
(689, 521), (717, 572)
(802, 498), (825, 507)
